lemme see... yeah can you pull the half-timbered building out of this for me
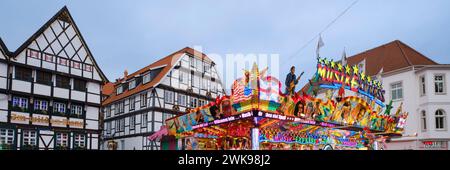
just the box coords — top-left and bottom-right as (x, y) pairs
(101, 47), (225, 150)
(0, 7), (108, 150)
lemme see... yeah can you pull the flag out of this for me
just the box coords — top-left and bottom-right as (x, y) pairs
(341, 48), (347, 66)
(231, 79), (252, 103)
(376, 67), (384, 81)
(316, 34), (325, 58)
(260, 76), (281, 102)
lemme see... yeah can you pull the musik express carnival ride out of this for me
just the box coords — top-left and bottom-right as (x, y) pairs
(152, 58), (409, 150)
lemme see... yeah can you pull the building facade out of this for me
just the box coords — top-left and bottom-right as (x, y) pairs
(302, 40), (450, 150)
(100, 47), (225, 150)
(0, 7), (108, 150)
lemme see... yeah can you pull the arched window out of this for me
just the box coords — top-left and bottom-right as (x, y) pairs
(421, 111), (427, 131)
(435, 110), (446, 130)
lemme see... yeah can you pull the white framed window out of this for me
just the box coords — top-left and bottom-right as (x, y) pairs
(71, 105), (83, 116)
(143, 73), (151, 84)
(190, 98), (198, 108)
(0, 128), (14, 145)
(74, 134), (86, 148)
(129, 79), (136, 90)
(34, 99), (48, 111)
(106, 106), (111, 118)
(106, 122), (111, 135)
(129, 96), (136, 111)
(130, 115), (136, 130)
(142, 113), (148, 128)
(435, 109), (446, 130)
(204, 63), (210, 73)
(193, 75), (200, 88)
(190, 57), (195, 68)
(115, 101), (124, 114)
(164, 90), (174, 104)
(140, 93), (147, 108)
(390, 82), (403, 101)
(12, 96), (28, 109)
(22, 130), (37, 146)
(53, 102), (67, 114)
(421, 110), (427, 131)
(55, 133), (69, 147)
(420, 76), (426, 96)
(178, 94), (186, 106)
(434, 74), (446, 94)
(211, 81), (217, 92)
(196, 59), (202, 72)
(180, 72), (188, 84)
(120, 118), (125, 132)
(116, 85), (123, 94)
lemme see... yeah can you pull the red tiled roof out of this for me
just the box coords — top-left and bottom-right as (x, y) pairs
(300, 40), (439, 92)
(102, 47), (212, 105)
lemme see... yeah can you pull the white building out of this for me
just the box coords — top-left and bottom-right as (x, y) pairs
(0, 7), (108, 150)
(100, 47), (225, 150)
(302, 40), (450, 150)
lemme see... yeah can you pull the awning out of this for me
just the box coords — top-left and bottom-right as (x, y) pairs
(148, 125), (168, 142)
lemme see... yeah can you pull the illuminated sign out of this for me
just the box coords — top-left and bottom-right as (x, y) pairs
(316, 58), (385, 103)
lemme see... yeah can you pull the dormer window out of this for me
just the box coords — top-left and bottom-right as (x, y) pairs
(143, 73), (151, 84)
(129, 79), (136, 90)
(116, 85), (123, 94)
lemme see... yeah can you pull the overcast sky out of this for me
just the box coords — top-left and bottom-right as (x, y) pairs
(1, 0), (450, 90)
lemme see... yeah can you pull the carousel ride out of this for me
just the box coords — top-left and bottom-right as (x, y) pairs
(155, 58), (408, 150)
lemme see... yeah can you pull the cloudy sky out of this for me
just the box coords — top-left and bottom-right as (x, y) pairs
(1, 0), (450, 90)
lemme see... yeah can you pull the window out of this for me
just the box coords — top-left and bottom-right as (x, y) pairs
(43, 53), (54, 63)
(196, 59), (202, 72)
(435, 75), (446, 94)
(116, 85), (123, 94)
(435, 110), (446, 130)
(120, 118), (125, 132)
(27, 49), (40, 59)
(72, 61), (81, 69)
(22, 130), (37, 146)
(71, 104), (83, 116)
(12, 96), (28, 109)
(179, 72), (188, 84)
(73, 79), (86, 91)
(211, 81), (217, 92)
(164, 91), (174, 104)
(59, 58), (69, 66)
(34, 99), (48, 111)
(420, 76), (426, 96)
(391, 82), (403, 100)
(129, 97), (136, 111)
(204, 63), (210, 73)
(105, 106), (111, 118)
(84, 64), (93, 72)
(190, 98), (198, 108)
(140, 93), (147, 108)
(129, 79), (136, 90)
(421, 111), (427, 131)
(15, 66), (32, 82)
(36, 71), (52, 85)
(74, 134), (86, 148)
(115, 101), (124, 114)
(130, 115), (136, 130)
(53, 102), (67, 114)
(178, 94), (186, 106)
(56, 75), (70, 89)
(142, 113), (148, 128)
(143, 73), (151, 84)
(55, 133), (69, 147)
(0, 128), (14, 145)
(190, 57), (195, 68)
(201, 79), (208, 90)
(106, 122), (111, 135)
